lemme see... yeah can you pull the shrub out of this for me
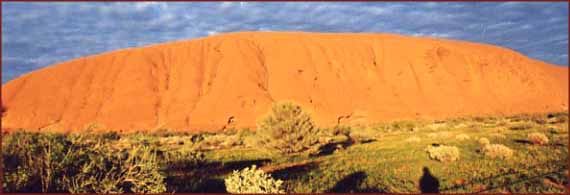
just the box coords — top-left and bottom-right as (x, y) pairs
(528, 132), (549, 145)
(391, 120), (416, 131)
(236, 128), (255, 146)
(224, 165), (285, 194)
(483, 144), (514, 159)
(161, 149), (205, 170)
(326, 125), (352, 137)
(478, 137), (490, 145)
(508, 122), (534, 130)
(547, 112), (568, 124)
(489, 133), (506, 139)
(426, 123), (447, 131)
(455, 134), (470, 141)
(2, 132), (69, 192)
(243, 135), (261, 148)
(63, 145), (167, 194)
(425, 145), (460, 162)
(318, 126), (351, 145)
(127, 133), (160, 147)
(197, 134), (227, 150)
(2, 131), (167, 193)
(427, 132), (451, 139)
(349, 126), (378, 144)
(256, 101), (321, 154)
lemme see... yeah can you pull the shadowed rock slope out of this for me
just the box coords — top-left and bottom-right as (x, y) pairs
(2, 32), (568, 132)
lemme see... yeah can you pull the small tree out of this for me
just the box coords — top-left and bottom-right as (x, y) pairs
(256, 101), (321, 155)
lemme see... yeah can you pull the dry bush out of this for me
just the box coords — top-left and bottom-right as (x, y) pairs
(318, 125), (351, 144)
(390, 120), (417, 131)
(243, 136), (261, 148)
(195, 135), (223, 150)
(508, 121), (534, 130)
(478, 137), (490, 145)
(197, 134), (244, 150)
(546, 113), (568, 124)
(2, 132), (167, 193)
(453, 123), (468, 129)
(489, 133), (506, 139)
(483, 144), (514, 159)
(427, 131), (451, 139)
(221, 135), (243, 148)
(528, 132), (549, 145)
(455, 134), (470, 141)
(493, 127), (508, 133)
(349, 126), (379, 144)
(425, 145), (460, 162)
(426, 123), (447, 131)
(438, 131), (452, 138)
(64, 145), (167, 194)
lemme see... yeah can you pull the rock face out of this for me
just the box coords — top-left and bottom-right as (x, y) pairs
(1, 32), (568, 133)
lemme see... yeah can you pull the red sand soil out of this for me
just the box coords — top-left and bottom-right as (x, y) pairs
(1, 32), (568, 133)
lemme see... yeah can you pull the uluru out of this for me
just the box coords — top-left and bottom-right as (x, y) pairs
(1, 31), (568, 133)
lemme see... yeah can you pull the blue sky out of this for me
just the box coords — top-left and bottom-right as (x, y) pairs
(2, 2), (568, 83)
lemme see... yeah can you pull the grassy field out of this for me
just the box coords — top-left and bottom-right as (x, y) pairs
(2, 112), (568, 193)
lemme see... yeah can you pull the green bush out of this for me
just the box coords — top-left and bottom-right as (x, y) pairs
(224, 165), (285, 194)
(256, 101), (321, 155)
(425, 145), (460, 163)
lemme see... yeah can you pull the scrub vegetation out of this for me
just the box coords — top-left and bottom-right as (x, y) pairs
(2, 102), (568, 193)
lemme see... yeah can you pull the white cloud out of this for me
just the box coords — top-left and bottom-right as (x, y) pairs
(207, 30), (218, 36)
(134, 2), (161, 11)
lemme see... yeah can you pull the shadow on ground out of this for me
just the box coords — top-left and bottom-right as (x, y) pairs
(439, 159), (567, 193)
(419, 167), (440, 193)
(327, 171), (386, 193)
(269, 160), (320, 181)
(311, 139), (356, 157)
(311, 137), (379, 157)
(514, 139), (533, 145)
(165, 158), (271, 193)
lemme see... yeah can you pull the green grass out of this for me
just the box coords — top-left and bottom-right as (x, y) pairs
(2, 112), (568, 193)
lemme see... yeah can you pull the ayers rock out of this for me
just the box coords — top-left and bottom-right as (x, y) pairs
(1, 32), (568, 133)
